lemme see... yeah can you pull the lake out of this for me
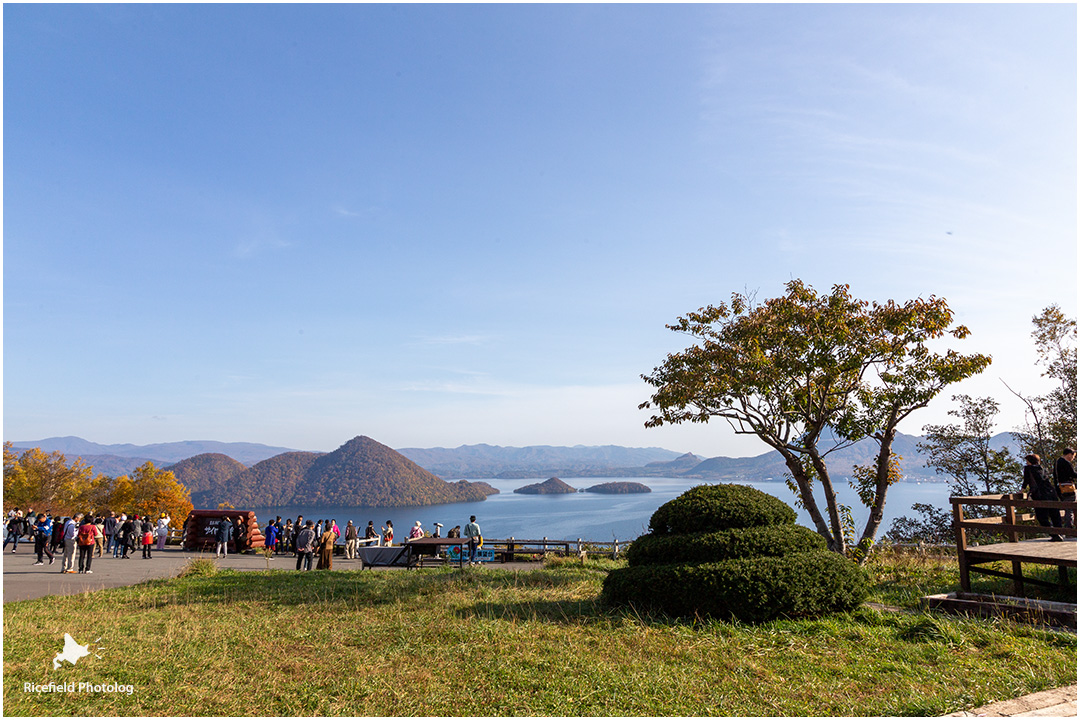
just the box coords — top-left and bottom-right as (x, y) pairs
(254, 477), (956, 543)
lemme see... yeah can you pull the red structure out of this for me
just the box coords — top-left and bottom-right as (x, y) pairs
(182, 509), (266, 552)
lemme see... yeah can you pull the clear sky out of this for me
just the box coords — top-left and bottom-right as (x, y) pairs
(4, 4), (1076, 457)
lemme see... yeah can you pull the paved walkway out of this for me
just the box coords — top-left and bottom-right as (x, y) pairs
(946, 684), (1077, 717)
(1, 545), (533, 603)
(3, 547), (1074, 717)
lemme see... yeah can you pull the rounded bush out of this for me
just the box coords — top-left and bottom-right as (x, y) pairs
(648, 484), (796, 535)
(601, 551), (869, 623)
(626, 524), (826, 567)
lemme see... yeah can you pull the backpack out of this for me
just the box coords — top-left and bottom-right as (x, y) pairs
(77, 523), (96, 546)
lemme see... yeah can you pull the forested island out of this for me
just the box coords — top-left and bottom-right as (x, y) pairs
(584, 481), (651, 494)
(513, 477), (577, 495)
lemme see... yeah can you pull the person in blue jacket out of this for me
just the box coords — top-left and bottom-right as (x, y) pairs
(32, 513), (54, 566)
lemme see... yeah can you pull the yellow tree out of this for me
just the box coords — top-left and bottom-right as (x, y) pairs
(3, 443), (94, 514)
(122, 462), (193, 522)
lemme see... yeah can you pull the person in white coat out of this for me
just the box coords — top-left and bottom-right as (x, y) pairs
(155, 513), (171, 551)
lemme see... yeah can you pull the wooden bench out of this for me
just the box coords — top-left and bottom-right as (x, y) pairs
(952, 493), (1076, 595)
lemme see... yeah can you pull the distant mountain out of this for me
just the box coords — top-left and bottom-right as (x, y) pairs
(396, 444), (685, 479)
(182, 436), (499, 509)
(9, 437), (297, 465)
(167, 453), (250, 506)
(645, 452), (705, 471)
(78, 455), (164, 477)
(514, 477), (578, 495)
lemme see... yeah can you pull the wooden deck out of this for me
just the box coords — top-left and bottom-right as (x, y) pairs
(952, 494), (1077, 596)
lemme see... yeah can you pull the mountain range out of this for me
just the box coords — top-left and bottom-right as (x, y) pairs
(10, 432), (1022, 488)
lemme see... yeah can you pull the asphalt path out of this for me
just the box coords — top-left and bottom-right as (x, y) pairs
(1, 545), (534, 603)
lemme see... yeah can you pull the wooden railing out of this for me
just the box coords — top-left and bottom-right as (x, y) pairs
(951, 493), (1076, 595)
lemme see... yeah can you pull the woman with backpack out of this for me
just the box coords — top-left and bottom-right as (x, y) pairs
(76, 515), (97, 573)
(142, 516), (155, 558)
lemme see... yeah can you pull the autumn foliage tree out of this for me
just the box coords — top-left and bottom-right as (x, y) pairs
(640, 280), (991, 559)
(3, 443), (192, 521)
(3, 443), (96, 514)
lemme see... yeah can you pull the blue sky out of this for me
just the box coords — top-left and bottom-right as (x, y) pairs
(4, 4), (1076, 457)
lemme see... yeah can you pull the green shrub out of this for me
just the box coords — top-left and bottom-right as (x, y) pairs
(648, 484), (796, 535)
(626, 524), (826, 567)
(601, 551), (869, 623)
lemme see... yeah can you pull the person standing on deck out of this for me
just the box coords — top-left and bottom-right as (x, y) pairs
(1022, 454), (1064, 541)
(1055, 448), (1077, 528)
(365, 521), (379, 545)
(464, 515), (482, 565)
(382, 520), (394, 546)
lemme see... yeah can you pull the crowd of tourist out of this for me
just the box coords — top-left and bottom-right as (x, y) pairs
(5, 505), (491, 574)
(3, 508), (172, 573)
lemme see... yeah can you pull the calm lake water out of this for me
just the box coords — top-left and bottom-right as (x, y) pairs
(254, 477), (954, 543)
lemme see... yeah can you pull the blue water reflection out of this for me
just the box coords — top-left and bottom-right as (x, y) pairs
(248, 478), (954, 543)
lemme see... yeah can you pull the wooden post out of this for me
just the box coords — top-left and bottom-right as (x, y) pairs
(953, 498), (971, 593)
(543, 536), (548, 554)
(1005, 493), (1024, 596)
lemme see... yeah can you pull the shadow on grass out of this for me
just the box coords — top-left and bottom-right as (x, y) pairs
(123, 563), (597, 610)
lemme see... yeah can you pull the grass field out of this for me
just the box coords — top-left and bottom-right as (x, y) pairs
(3, 552), (1075, 717)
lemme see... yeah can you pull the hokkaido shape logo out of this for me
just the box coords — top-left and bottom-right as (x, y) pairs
(52, 633), (99, 669)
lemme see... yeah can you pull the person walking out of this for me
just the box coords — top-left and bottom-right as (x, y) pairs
(1055, 448), (1077, 528)
(50, 516), (65, 556)
(1022, 454), (1064, 541)
(61, 514), (80, 573)
(4, 511), (25, 553)
(77, 515), (97, 573)
(295, 520), (316, 571)
(104, 511), (118, 556)
(141, 516), (155, 558)
(131, 515), (143, 555)
(216, 517), (233, 558)
(93, 515), (106, 557)
(118, 514), (134, 558)
(32, 513), (54, 566)
(344, 521), (358, 559)
(464, 515), (482, 565)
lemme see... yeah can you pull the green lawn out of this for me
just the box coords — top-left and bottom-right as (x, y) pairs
(3, 553), (1075, 717)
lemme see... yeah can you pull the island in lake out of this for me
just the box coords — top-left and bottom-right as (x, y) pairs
(514, 477), (577, 495)
(584, 481), (651, 494)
